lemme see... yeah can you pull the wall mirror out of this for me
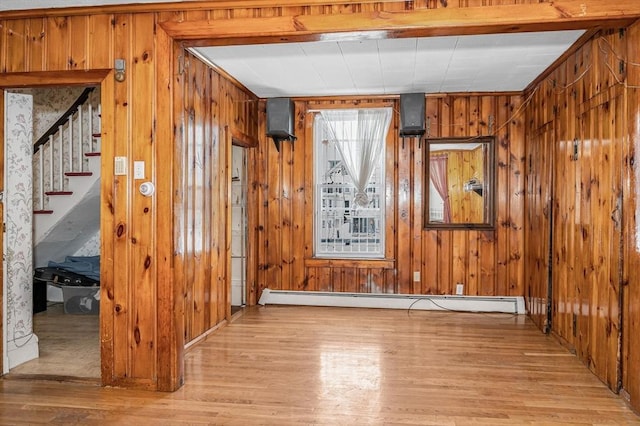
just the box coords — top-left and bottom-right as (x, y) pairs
(424, 136), (495, 229)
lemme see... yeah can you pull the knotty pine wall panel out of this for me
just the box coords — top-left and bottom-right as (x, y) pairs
(254, 95), (524, 299)
(524, 29), (628, 394)
(0, 11), (260, 391)
(0, 0), (635, 400)
(176, 51), (259, 343)
(623, 18), (640, 412)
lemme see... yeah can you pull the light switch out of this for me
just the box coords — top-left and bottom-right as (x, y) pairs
(134, 161), (145, 179)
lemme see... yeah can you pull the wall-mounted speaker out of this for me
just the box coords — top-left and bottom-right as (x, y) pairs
(266, 98), (296, 151)
(399, 93), (426, 137)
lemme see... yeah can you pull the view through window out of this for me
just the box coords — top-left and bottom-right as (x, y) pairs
(313, 108), (391, 258)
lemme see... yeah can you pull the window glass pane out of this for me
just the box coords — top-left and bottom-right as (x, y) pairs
(314, 111), (386, 258)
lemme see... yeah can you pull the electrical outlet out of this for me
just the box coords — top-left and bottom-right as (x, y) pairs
(456, 283), (464, 295)
(413, 271), (420, 282)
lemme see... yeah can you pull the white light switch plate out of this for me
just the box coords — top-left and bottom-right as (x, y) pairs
(134, 161), (145, 179)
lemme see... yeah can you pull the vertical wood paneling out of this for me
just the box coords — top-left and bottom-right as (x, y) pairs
(623, 20), (640, 410)
(246, 146), (259, 305)
(111, 12), (132, 383)
(411, 120), (423, 294)
(129, 13), (156, 380)
(525, 29), (626, 396)
(176, 51), (257, 344)
(256, 94), (523, 299)
(291, 105), (307, 292)
(26, 18), (45, 72)
(0, 89), (4, 375)
(397, 112), (411, 293)
(524, 116), (553, 331)
(2, 20), (27, 72)
(508, 95), (525, 296)
(156, 24), (181, 392)
(87, 14), (112, 69)
(495, 95), (511, 297)
(3, 0), (638, 405)
(68, 16), (88, 70)
(45, 17), (71, 71)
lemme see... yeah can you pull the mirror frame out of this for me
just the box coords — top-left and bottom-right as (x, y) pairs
(424, 136), (496, 230)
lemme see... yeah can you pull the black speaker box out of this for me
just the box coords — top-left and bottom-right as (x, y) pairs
(266, 98), (295, 140)
(399, 93), (425, 136)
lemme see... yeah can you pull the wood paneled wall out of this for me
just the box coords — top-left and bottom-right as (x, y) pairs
(173, 50), (258, 344)
(624, 17), (640, 413)
(0, 12), (170, 390)
(2, 0), (640, 406)
(252, 94), (525, 303)
(524, 28), (629, 394)
(0, 11), (258, 391)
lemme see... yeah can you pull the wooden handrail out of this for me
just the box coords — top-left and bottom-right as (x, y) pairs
(33, 87), (95, 154)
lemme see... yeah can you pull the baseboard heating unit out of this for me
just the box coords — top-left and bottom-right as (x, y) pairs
(258, 289), (526, 314)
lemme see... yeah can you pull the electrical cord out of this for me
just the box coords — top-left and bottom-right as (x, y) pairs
(406, 295), (520, 319)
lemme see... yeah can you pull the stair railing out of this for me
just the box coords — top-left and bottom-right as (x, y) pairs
(33, 87), (99, 211)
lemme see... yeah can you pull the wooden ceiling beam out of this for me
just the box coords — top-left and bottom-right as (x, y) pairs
(161, 1), (640, 46)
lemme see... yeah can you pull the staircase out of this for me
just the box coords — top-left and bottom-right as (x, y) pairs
(32, 88), (101, 267)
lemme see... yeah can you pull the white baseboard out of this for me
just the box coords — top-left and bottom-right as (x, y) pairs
(7, 333), (39, 369)
(258, 289), (526, 314)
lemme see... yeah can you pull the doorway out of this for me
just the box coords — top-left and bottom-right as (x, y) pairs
(230, 145), (247, 315)
(2, 85), (101, 380)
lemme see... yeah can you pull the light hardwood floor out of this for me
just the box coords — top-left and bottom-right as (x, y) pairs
(1, 305), (638, 425)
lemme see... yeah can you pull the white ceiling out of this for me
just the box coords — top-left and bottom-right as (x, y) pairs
(192, 30), (585, 98)
(0, 1), (585, 98)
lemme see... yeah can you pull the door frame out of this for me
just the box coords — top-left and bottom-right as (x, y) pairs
(0, 69), (112, 379)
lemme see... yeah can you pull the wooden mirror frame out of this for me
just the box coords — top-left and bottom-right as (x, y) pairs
(424, 136), (496, 230)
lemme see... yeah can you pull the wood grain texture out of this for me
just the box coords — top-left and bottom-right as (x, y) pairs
(255, 95), (524, 298)
(155, 24), (182, 392)
(524, 28), (627, 396)
(175, 50), (258, 345)
(1, 0), (640, 409)
(623, 19), (640, 411)
(0, 9), (255, 391)
(160, 1), (640, 44)
(0, 306), (638, 424)
(0, 88), (4, 376)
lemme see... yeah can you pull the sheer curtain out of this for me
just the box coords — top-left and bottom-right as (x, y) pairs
(430, 153), (451, 223)
(319, 108), (392, 207)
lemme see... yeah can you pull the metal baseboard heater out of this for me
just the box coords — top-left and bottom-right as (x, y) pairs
(259, 289), (526, 314)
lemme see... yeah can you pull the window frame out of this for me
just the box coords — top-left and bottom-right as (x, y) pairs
(311, 108), (389, 259)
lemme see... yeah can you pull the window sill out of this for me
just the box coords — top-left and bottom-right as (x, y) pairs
(305, 258), (395, 269)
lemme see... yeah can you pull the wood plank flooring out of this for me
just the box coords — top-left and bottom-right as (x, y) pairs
(0, 305), (638, 425)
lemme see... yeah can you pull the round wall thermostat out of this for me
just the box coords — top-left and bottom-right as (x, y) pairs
(139, 182), (155, 197)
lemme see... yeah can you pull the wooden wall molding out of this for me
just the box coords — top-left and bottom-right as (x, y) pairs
(160, 1), (640, 46)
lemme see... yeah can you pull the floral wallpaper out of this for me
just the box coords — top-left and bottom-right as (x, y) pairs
(17, 87), (101, 210)
(4, 92), (34, 343)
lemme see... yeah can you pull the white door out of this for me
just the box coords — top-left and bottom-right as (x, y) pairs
(3, 91), (38, 372)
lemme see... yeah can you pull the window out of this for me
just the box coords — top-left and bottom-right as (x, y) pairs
(314, 108), (391, 258)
